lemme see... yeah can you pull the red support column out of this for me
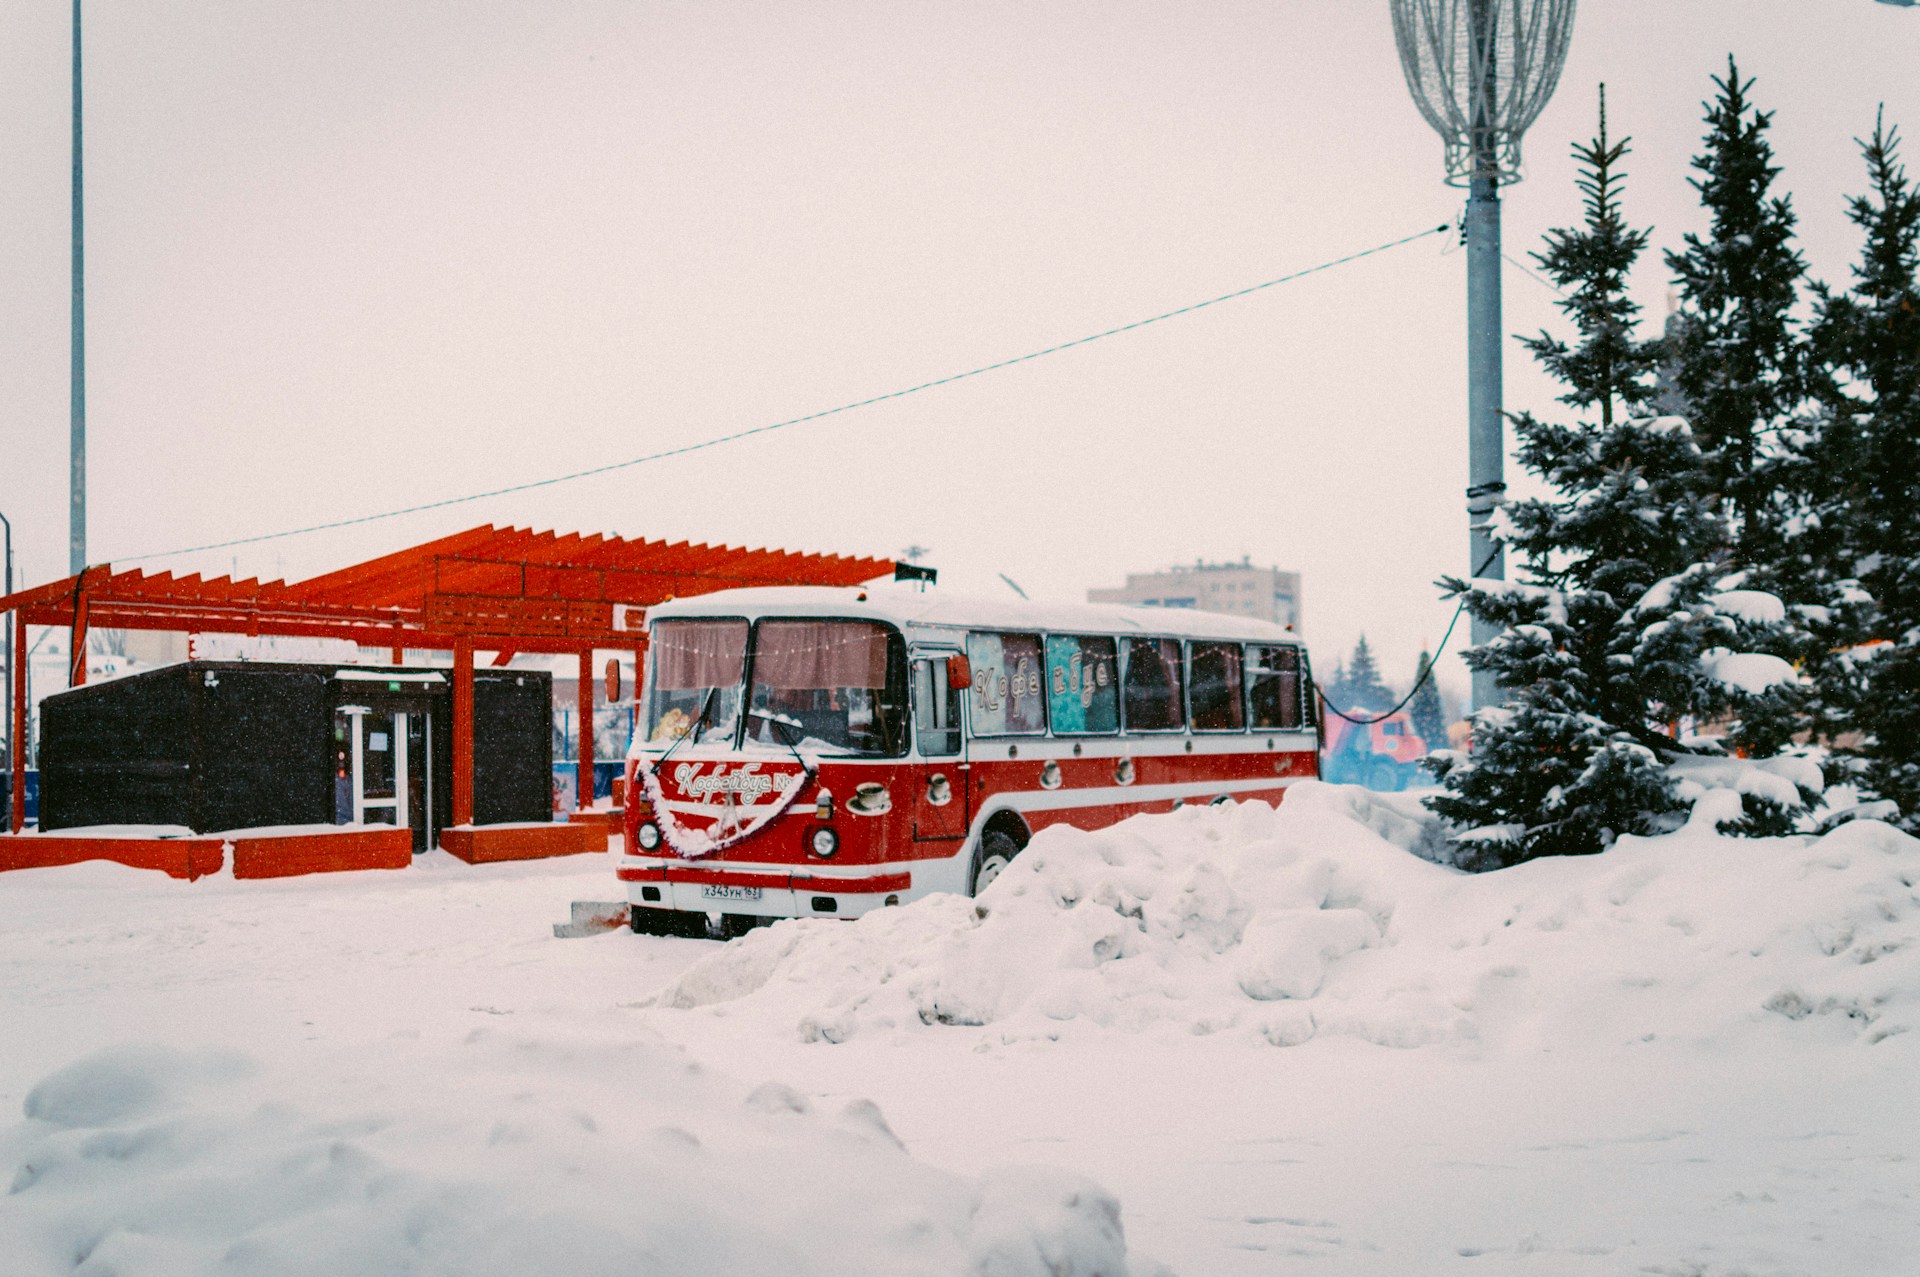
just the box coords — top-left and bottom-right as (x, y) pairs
(70, 591), (89, 687)
(10, 610), (25, 833)
(634, 646), (646, 695)
(577, 649), (594, 812)
(452, 640), (474, 827)
(633, 643), (647, 751)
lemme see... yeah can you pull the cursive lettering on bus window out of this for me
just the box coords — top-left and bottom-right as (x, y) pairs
(966, 632), (1047, 735)
(1046, 634), (1118, 734)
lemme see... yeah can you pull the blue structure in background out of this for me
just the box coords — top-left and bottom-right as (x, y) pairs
(0, 769), (39, 826)
(551, 761), (623, 816)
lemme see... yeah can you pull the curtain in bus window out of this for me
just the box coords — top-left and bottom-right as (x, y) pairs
(1189, 641), (1246, 731)
(647, 619), (748, 742)
(1045, 636), (1118, 734)
(967, 632), (1047, 735)
(1123, 638), (1185, 731)
(1248, 645), (1303, 730)
(747, 621), (903, 756)
(754, 620), (889, 690)
(653, 619), (748, 689)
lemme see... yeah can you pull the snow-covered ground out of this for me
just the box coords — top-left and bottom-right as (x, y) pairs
(2, 785), (1915, 1274)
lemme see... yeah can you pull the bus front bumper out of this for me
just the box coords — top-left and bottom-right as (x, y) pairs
(617, 858), (913, 919)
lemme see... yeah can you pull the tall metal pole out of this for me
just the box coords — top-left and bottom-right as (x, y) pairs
(1464, 176), (1506, 710)
(1, 508), (11, 782)
(1463, 0), (1505, 713)
(70, 0), (87, 577)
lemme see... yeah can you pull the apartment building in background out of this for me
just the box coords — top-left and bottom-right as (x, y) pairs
(1087, 558), (1303, 631)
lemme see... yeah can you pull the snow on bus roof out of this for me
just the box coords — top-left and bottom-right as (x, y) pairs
(646, 584), (1302, 643)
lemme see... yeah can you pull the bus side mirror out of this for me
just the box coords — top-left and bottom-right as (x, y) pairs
(947, 653), (972, 690)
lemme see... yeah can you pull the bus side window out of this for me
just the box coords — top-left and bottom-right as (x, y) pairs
(966, 632), (1048, 735)
(1248, 645), (1303, 731)
(1045, 635), (1118, 734)
(1189, 641), (1246, 731)
(913, 657), (962, 756)
(1122, 637), (1185, 732)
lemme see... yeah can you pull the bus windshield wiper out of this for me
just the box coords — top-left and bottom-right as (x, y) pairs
(659, 686), (719, 767)
(748, 706), (814, 774)
(688, 687), (718, 746)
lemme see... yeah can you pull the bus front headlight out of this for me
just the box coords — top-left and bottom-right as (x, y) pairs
(810, 827), (839, 858)
(636, 822), (662, 851)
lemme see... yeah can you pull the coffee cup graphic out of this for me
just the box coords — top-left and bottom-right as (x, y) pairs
(849, 782), (892, 816)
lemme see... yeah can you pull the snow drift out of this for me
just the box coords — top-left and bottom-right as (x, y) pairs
(0, 1029), (1157, 1277)
(657, 782), (1920, 1052)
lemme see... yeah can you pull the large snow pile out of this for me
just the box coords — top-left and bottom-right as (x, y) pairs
(0, 1027), (1155, 1277)
(658, 782), (1920, 1052)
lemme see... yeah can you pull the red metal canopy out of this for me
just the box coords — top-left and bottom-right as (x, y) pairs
(0, 524), (892, 653)
(4, 525), (894, 833)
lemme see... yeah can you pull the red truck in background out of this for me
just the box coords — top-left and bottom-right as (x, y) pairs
(1319, 710), (1428, 791)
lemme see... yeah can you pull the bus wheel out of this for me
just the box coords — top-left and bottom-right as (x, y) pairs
(970, 831), (1018, 896)
(710, 913), (765, 941)
(630, 905), (701, 937)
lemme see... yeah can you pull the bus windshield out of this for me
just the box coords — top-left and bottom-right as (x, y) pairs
(746, 619), (906, 757)
(644, 618), (747, 744)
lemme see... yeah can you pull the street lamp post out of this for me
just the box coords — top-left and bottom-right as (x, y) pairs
(1390, 0), (1576, 710)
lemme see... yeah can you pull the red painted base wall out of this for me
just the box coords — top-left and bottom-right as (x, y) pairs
(0, 835), (226, 880)
(229, 829), (412, 879)
(441, 823), (597, 864)
(0, 828), (413, 880)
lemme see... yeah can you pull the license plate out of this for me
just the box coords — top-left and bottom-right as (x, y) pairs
(699, 884), (763, 902)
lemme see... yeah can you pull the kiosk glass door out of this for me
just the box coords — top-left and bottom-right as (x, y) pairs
(334, 706), (433, 851)
(360, 711), (405, 827)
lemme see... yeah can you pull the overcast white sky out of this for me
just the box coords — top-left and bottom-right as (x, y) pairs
(1, 1), (1917, 701)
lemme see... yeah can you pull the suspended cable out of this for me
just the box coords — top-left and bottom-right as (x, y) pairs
(121, 223), (1452, 564)
(1314, 546), (1501, 726)
(1314, 598), (1466, 727)
(1503, 249), (1566, 295)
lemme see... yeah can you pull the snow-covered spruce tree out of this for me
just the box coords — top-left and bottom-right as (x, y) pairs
(1334, 635), (1395, 714)
(1795, 115), (1920, 830)
(1663, 57), (1808, 569)
(1320, 656), (1351, 706)
(1427, 89), (1809, 868)
(1863, 649), (1920, 836)
(1408, 650), (1447, 751)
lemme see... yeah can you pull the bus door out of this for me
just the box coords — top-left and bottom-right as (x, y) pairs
(909, 649), (969, 844)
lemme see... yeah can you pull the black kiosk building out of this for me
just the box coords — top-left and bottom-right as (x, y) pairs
(38, 661), (552, 851)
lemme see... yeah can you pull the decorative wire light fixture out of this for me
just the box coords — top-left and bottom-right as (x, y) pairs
(1392, 0), (1577, 186)
(1389, 0), (1576, 710)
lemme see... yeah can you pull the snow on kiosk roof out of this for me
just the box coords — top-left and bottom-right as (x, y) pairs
(3, 525), (892, 834)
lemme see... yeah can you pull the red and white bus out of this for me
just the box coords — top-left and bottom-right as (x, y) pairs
(617, 586), (1319, 935)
